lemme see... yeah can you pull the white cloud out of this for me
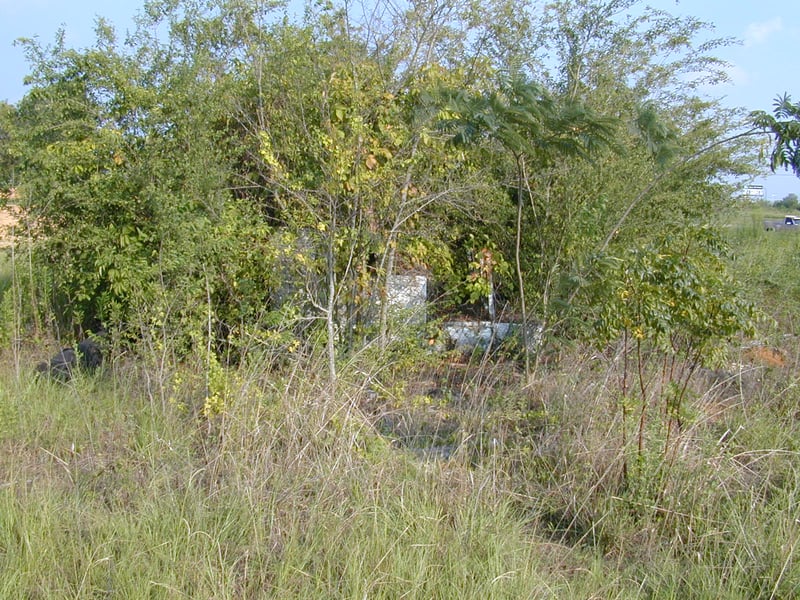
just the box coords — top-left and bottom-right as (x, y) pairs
(744, 17), (783, 47)
(724, 63), (750, 86)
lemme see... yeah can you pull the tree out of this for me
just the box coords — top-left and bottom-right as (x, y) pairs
(10, 11), (279, 351)
(751, 94), (800, 177)
(437, 74), (616, 375)
(4, 0), (772, 383)
(506, 1), (760, 340)
(0, 102), (18, 193)
(579, 225), (755, 482)
(774, 193), (799, 211)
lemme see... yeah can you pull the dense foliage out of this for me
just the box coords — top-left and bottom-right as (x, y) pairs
(2, 2), (800, 597)
(0, 0), (790, 371)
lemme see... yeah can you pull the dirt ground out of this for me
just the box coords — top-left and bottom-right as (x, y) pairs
(0, 206), (23, 247)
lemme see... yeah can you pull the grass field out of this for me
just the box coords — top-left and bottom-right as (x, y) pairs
(0, 207), (799, 598)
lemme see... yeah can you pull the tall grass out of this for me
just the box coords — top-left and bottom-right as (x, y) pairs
(1, 210), (799, 599)
(0, 350), (582, 598)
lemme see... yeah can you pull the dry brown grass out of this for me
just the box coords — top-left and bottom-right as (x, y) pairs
(742, 343), (787, 368)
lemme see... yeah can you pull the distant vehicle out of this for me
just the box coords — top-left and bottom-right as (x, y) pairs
(764, 215), (800, 230)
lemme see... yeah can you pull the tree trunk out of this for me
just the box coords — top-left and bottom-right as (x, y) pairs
(515, 154), (531, 379)
(326, 206), (338, 390)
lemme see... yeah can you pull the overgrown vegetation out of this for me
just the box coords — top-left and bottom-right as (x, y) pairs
(1, 217), (800, 597)
(1, 0), (800, 597)
(0, 0), (775, 357)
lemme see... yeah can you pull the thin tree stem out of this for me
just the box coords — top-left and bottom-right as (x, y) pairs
(515, 154), (531, 379)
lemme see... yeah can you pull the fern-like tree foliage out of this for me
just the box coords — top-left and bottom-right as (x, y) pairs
(751, 94), (800, 177)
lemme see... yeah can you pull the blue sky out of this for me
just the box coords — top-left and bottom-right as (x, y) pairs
(646, 0), (800, 200)
(1, 0), (798, 199)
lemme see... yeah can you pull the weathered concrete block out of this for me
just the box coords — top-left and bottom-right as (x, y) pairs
(442, 320), (543, 353)
(386, 274), (427, 325)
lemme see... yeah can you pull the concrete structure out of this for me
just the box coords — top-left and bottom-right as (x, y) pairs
(386, 274), (428, 325)
(442, 320), (543, 353)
